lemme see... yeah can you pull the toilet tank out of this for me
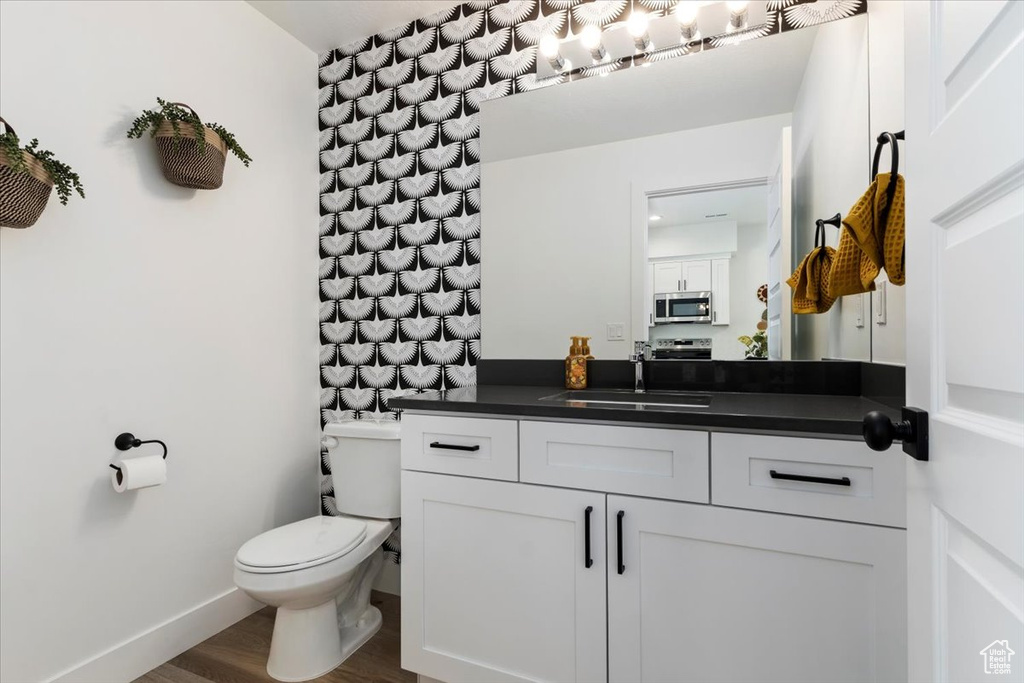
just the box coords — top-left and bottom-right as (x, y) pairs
(323, 421), (401, 519)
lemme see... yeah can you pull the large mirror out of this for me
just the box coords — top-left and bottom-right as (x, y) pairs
(479, 11), (902, 363)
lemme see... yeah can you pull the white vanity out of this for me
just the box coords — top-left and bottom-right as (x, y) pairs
(399, 411), (906, 683)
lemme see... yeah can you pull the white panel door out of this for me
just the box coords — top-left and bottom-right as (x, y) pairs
(710, 258), (730, 325)
(401, 472), (607, 683)
(905, 2), (1024, 680)
(607, 496), (906, 683)
(766, 127), (793, 359)
(652, 261), (681, 294)
(680, 259), (711, 292)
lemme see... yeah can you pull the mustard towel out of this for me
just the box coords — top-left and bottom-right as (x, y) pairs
(787, 244), (837, 314)
(829, 173), (905, 297)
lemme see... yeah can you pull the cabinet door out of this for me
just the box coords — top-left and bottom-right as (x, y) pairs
(710, 258), (730, 326)
(608, 496), (906, 683)
(652, 261), (681, 294)
(680, 259), (711, 292)
(646, 264), (655, 327)
(402, 471), (607, 683)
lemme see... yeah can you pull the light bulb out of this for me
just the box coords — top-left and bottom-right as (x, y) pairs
(676, 1), (699, 25)
(676, 1), (700, 41)
(627, 11), (649, 37)
(649, 214), (663, 221)
(580, 25), (602, 49)
(539, 34), (560, 59)
(580, 25), (607, 62)
(627, 11), (652, 51)
(727, 0), (749, 30)
(538, 34), (566, 70)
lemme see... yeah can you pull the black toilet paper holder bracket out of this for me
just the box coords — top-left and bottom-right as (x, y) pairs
(109, 432), (168, 474)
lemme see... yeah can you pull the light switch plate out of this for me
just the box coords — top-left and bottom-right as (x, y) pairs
(607, 323), (625, 341)
(874, 281), (887, 325)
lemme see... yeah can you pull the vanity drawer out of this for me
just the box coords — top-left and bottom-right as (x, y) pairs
(711, 433), (906, 527)
(401, 414), (519, 481)
(520, 421), (709, 503)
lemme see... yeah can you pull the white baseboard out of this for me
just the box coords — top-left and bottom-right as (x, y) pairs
(373, 559), (401, 596)
(48, 587), (262, 683)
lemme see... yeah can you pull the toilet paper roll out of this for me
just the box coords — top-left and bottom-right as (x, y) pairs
(110, 455), (166, 492)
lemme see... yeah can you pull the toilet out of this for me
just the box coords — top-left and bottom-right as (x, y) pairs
(233, 421), (400, 682)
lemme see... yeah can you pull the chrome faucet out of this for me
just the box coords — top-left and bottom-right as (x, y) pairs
(631, 341), (651, 393)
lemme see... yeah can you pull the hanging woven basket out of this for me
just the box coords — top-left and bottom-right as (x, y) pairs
(0, 117), (55, 229)
(153, 103), (227, 190)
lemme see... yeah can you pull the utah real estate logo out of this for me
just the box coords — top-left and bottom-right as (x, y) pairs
(980, 640), (1015, 675)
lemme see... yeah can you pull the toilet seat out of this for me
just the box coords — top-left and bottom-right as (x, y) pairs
(235, 516), (368, 574)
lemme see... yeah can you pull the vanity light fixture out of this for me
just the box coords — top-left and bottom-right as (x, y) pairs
(627, 11), (652, 52)
(580, 25), (607, 62)
(675, 1), (701, 41)
(727, 0), (749, 31)
(539, 34), (566, 71)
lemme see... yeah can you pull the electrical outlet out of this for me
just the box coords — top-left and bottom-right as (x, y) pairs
(607, 323), (625, 341)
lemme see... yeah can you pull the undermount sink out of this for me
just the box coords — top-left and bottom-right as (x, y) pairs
(539, 389), (712, 409)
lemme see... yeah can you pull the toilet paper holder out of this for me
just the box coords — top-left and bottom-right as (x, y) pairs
(109, 432), (168, 474)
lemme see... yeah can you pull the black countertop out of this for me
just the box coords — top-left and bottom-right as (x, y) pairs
(389, 385), (899, 438)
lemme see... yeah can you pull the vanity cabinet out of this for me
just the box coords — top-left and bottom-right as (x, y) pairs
(608, 496), (906, 683)
(401, 471), (607, 683)
(401, 415), (907, 683)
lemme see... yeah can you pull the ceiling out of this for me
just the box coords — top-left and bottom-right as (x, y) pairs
(246, 0), (462, 54)
(648, 185), (768, 229)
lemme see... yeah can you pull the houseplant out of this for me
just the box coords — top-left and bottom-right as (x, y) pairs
(0, 117), (85, 228)
(738, 284), (769, 359)
(126, 98), (252, 189)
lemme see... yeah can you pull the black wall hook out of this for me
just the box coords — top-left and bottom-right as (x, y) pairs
(109, 432), (168, 474)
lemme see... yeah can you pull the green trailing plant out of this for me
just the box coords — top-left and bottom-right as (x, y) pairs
(126, 98), (252, 166)
(0, 129), (85, 205)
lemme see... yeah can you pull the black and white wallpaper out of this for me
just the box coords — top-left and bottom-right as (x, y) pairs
(317, 0), (867, 554)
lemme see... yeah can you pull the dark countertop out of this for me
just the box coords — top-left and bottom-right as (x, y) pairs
(389, 385), (900, 438)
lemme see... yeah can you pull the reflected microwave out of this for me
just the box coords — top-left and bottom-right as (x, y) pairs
(653, 291), (712, 324)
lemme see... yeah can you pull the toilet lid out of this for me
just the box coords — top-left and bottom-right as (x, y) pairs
(236, 516), (367, 570)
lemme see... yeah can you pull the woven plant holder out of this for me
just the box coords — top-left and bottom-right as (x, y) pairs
(153, 103), (227, 190)
(0, 117), (55, 229)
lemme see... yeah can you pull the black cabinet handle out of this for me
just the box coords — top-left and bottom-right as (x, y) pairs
(584, 506), (593, 569)
(616, 510), (625, 575)
(770, 470), (851, 487)
(428, 441), (480, 452)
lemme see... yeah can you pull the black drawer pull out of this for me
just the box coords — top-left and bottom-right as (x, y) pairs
(429, 441), (481, 452)
(770, 470), (851, 487)
(616, 510), (625, 575)
(584, 506), (594, 569)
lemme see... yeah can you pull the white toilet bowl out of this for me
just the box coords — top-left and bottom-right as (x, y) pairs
(234, 420), (401, 682)
(234, 515), (394, 682)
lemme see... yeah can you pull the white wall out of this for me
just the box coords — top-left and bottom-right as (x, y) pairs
(481, 114), (790, 360)
(648, 221), (738, 259)
(0, 2), (318, 681)
(650, 223), (768, 360)
(867, 0), (907, 366)
(791, 15), (871, 361)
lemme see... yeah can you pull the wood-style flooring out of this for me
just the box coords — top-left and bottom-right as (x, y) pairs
(134, 592), (414, 683)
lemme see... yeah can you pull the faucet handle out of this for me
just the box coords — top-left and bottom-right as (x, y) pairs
(631, 340), (651, 361)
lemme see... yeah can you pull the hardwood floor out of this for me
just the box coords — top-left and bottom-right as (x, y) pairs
(134, 592), (414, 683)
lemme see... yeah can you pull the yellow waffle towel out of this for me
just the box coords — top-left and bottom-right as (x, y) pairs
(829, 173), (905, 296)
(787, 244), (837, 314)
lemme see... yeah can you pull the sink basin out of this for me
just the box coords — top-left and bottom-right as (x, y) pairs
(539, 390), (712, 409)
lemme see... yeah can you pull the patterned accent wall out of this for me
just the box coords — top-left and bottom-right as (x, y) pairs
(317, 0), (866, 556)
